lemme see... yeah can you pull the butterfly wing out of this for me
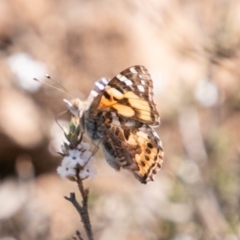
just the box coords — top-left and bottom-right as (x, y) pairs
(89, 65), (160, 126)
(83, 65), (164, 183)
(99, 112), (164, 183)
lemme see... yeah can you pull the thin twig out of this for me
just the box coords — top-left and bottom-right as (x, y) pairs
(76, 175), (93, 240)
(76, 231), (83, 240)
(72, 230), (84, 240)
(64, 192), (84, 216)
(64, 182), (94, 240)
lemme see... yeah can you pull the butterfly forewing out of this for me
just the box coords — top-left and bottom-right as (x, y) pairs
(92, 66), (160, 126)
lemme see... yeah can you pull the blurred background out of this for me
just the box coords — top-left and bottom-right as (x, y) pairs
(0, 0), (240, 239)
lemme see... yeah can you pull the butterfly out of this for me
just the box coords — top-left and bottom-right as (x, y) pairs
(64, 65), (164, 184)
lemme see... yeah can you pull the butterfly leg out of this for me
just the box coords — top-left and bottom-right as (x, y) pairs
(83, 138), (102, 168)
(91, 138), (102, 157)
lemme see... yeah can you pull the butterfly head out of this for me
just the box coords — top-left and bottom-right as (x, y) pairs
(63, 98), (86, 118)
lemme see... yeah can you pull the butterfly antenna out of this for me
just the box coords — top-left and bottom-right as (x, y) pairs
(45, 74), (72, 95)
(33, 75), (75, 99)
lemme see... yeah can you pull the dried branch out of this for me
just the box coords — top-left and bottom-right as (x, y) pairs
(64, 178), (94, 240)
(72, 230), (84, 240)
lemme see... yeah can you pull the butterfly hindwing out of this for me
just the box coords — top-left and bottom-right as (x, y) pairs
(99, 111), (163, 183)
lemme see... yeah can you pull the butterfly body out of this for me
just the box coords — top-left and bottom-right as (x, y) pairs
(66, 65), (164, 183)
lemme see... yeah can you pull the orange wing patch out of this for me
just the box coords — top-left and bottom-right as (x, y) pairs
(98, 86), (154, 123)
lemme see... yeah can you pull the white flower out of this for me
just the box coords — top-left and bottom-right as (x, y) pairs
(79, 154), (96, 179)
(57, 165), (75, 179)
(79, 165), (96, 180)
(63, 149), (83, 167)
(57, 142), (96, 180)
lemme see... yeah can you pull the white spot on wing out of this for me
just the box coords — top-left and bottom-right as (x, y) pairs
(129, 67), (138, 73)
(116, 74), (133, 86)
(141, 80), (145, 85)
(152, 129), (160, 139)
(136, 131), (148, 143)
(95, 81), (105, 91)
(99, 78), (108, 85)
(124, 120), (136, 127)
(116, 74), (122, 79)
(159, 139), (163, 148)
(137, 85), (145, 92)
(125, 79), (133, 86)
(90, 90), (98, 98)
(110, 112), (121, 126)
